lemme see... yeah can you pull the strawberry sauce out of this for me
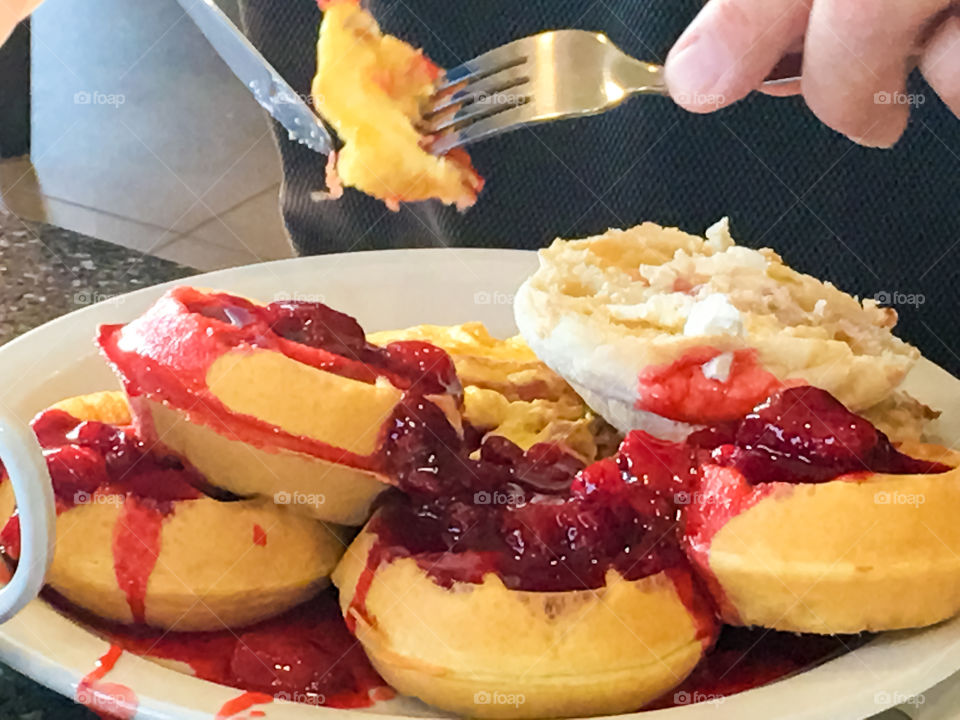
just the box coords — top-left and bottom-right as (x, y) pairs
(76, 644), (138, 719)
(215, 691), (273, 719)
(701, 386), (951, 485)
(96, 287), (461, 476)
(354, 428), (718, 650)
(0, 408), (205, 625)
(683, 386), (952, 619)
(112, 498), (165, 624)
(59, 590), (392, 710)
(636, 347), (784, 423)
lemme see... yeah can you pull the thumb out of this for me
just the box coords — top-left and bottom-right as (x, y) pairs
(1, 0), (44, 47)
(666, 0), (809, 112)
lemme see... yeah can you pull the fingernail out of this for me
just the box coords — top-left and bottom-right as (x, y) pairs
(666, 32), (729, 103)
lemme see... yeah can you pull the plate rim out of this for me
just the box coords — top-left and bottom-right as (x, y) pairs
(0, 247), (957, 720)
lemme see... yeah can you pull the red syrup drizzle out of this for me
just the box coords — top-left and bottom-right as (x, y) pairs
(76, 644), (138, 719)
(215, 691), (273, 719)
(0, 408), (204, 623)
(96, 287), (461, 476)
(50, 589), (392, 710)
(636, 347), (785, 423)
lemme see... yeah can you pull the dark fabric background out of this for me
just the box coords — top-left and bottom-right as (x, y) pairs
(239, 0), (960, 377)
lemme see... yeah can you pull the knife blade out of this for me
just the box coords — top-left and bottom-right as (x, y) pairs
(175, 0), (334, 155)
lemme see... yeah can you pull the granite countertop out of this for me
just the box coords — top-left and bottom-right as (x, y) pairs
(0, 207), (195, 719)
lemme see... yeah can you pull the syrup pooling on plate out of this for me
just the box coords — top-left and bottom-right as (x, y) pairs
(646, 626), (871, 709)
(694, 386), (951, 485)
(70, 591), (393, 709)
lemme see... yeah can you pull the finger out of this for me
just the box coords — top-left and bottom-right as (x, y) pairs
(0, 0), (42, 46)
(920, 14), (960, 116)
(759, 79), (802, 97)
(759, 51), (803, 96)
(665, 0), (810, 113)
(802, 0), (946, 147)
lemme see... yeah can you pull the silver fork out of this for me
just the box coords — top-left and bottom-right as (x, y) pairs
(421, 30), (800, 155)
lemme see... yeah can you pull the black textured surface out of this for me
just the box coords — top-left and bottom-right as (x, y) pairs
(240, 0), (960, 376)
(0, 209), (194, 346)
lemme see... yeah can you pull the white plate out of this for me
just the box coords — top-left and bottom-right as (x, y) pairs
(1, 248), (959, 720)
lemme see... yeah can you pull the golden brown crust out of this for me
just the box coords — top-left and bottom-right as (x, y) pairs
(3, 392), (345, 630)
(704, 444), (960, 633)
(333, 519), (707, 718)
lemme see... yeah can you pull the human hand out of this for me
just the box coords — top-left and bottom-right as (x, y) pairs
(664, 0), (960, 147)
(1, 0), (44, 47)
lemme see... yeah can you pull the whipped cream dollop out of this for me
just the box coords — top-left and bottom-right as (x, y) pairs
(683, 294), (744, 338)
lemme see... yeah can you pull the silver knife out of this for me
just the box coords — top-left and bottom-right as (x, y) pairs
(175, 0), (335, 154)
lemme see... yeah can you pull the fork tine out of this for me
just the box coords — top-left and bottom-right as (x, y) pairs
(421, 88), (530, 136)
(428, 105), (533, 155)
(424, 64), (532, 119)
(437, 36), (532, 91)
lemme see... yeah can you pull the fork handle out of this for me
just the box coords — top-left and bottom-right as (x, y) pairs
(615, 57), (669, 96)
(618, 57), (802, 99)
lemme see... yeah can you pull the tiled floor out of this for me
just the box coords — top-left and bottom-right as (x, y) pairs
(1, 0), (295, 271)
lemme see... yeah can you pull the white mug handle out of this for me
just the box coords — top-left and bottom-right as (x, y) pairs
(0, 411), (56, 621)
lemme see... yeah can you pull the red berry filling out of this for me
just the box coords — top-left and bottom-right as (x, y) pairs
(696, 387), (950, 485)
(183, 291), (461, 396)
(370, 428), (700, 592)
(30, 409), (204, 510)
